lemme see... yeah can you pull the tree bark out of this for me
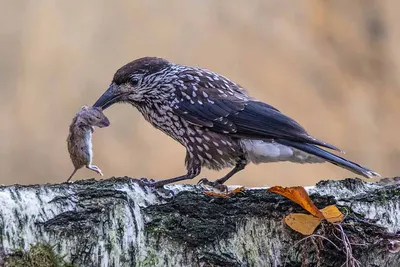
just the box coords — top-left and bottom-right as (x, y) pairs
(0, 177), (399, 267)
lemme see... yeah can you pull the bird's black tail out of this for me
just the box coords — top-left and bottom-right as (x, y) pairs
(277, 140), (380, 178)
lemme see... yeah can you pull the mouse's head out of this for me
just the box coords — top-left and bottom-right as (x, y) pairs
(78, 106), (110, 128)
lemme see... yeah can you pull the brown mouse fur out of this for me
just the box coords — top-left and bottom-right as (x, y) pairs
(67, 106), (110, 182)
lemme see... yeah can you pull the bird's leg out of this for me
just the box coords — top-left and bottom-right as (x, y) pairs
(86, 164), (103, 176)
(199, 157), (248, 192)
(139, 167), (201, 188)
(66, 168), (78, 183)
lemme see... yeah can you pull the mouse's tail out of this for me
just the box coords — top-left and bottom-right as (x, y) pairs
(66, 168), (78, 182)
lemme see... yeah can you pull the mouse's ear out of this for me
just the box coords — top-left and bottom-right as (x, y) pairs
(80, 105), (89, 111)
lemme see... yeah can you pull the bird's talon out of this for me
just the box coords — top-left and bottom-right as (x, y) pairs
(198, 178), (228, 192)
(131, 178), (156, 187)
(197, 178), (209, 185)
(132, 178), (174, 196)
(139, 177), (157, 183)
(215, 184), (228, 193)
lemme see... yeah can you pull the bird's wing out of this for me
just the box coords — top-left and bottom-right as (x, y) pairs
(171, 69), (341, 151)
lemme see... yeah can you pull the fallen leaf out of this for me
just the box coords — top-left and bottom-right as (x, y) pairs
(269, 187), (344, 235)
(320, 205), (344, 223)
(204, 186), (246, 198)
(230, 186), (245, 195)
(203, 191), (229, 198)
(268, 186), (324, 219)
(284, 213), (322, 235)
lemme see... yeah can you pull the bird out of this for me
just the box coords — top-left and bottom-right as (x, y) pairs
(92, 57), (380, 190)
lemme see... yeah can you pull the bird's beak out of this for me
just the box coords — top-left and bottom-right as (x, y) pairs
(93, 83), (121, 110)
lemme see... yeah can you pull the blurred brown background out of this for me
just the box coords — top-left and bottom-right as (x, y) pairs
(1, 0), (399, 187)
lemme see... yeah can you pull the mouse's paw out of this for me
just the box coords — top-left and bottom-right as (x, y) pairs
(87, 165), (103, 176)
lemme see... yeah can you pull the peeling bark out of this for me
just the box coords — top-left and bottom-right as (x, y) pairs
(0, 177), (399, 267)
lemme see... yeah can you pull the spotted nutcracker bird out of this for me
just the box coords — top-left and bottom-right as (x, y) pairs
(93, 57), (380, 189)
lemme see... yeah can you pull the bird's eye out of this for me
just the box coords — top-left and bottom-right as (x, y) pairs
(131, 78), (139, 86)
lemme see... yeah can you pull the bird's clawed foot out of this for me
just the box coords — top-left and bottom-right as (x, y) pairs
(133, 177), (157, 186)
(131, 178), (174, 197)
(198, 178), (228, 192)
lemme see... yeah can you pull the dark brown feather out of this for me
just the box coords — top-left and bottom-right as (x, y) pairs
(172, 69), (341, 152)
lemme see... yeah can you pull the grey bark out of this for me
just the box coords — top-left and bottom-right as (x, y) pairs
(0, 177), (399, 267)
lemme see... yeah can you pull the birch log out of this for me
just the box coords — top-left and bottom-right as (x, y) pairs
(0, 177), (399, 267)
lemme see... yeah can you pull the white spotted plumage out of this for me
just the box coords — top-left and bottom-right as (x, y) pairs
(99, 57), (380, 186)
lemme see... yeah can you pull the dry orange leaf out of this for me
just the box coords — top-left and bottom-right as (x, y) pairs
(284, 213), (322, 235)
(230, 186), (245, 195)
(320, 205), (344, 223)
(204, 186), (245, 198)
(269, 186), (344, 235)
(268, 186), (324, 219)
(203, 191), (230, 198)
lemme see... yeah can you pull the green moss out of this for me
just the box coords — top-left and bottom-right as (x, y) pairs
(139, 252), (159, 266)
(5, 243), (74, 267)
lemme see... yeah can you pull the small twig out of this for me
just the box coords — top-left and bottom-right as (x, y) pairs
(284, 234), (341, 266)
(296, 234), (342, 251)
(332, 230), (366, 247)
(284, 222), (365, 267)
(311, 237), (321, 267)
(332, 230), (343, 242)
(337, 224), (361, 267)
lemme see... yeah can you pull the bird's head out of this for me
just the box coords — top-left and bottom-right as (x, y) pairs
(93, 57), (172, 109)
